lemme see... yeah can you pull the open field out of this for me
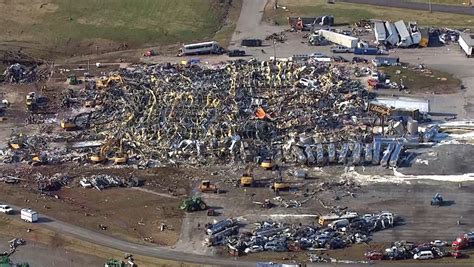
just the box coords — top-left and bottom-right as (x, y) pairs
(0, 216), (202, 266)
(380, 65), (462, 94)
(265, 0), (474, 28)
(0, 0), (235, 59)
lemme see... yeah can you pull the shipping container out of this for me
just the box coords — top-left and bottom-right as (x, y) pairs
(365, 142), (373, 163)
(381, 143), (395, 167)
(318, 29), (358, 48)
(389, 144), (403, 167)
(328, 143), (337, 163)
(352, 142), (362, 165)
(408, 22), (421, 45)
(316, 143), (325, 165)
(372, 140), (382, 165)
(241, 39), (263, 47)
(338, 143), (349, 164)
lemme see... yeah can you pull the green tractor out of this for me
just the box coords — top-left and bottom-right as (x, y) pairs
(0, 257), (11, 267)
(180, 196), (207, 212)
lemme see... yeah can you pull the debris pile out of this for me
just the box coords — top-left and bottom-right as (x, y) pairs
(0, 238), (25, 257)
(205, 211), (398, 255)
(76, 61), (371, 166)
(35, 173), (71, 192)
(80, 174), (139, 190)
(2, 63), (38, 83)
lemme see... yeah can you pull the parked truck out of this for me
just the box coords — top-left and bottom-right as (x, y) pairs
(394, 20), (413, 47)
(374, 21), (387, 44)
(385, 22), (400, 46)
(459, 33), (474, 58)
(318, 29), (358, 48)
(354, 47), (379, 55)
(20, 209), (38, 223)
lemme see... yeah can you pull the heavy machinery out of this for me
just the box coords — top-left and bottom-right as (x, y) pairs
(272, 169), (289, 192)
(68, 74), (78, 85)
(104, 259), (125, 267)
(90, 139), (114, 163)
(199, 180), (218, 193)
(96, 75), (123, 89)
(113, 140), (128, 164)
(260, 158), (275, 170)
(179, 196), (207, 212)
(60, 112), (92, 131)
(240, 165), (254, 187)
(9, 133), (25, 150)
(25, 92), (48, 112)
(431, 193), (444, 206)
(29, 153), (47, 166)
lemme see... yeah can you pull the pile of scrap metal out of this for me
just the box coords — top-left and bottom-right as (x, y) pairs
(207, 211), (398, 255)
(80, 174), (139, 190)
(265, 32), (287, 43)
(35, 173), (72, 192)
(2, 63), (39, 83)
(0, 238), (25, 257)
(48, 60), (376, 167)
(288, 16), (334, 31)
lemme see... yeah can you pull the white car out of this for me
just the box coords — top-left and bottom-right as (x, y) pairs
(0, 204), (13, 214)
(79, 178), (92, 188)
(413, 250), (434, 260)
(244, 245), (263, 254)
(430, 240), (448, 247)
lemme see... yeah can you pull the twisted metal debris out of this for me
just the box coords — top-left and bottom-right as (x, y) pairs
(80, 60), (369, 165)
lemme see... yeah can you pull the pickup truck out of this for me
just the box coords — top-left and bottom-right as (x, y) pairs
(227, 49), (246, 57)
(0, 204), (13, 214)
(330, 46), (351, 53)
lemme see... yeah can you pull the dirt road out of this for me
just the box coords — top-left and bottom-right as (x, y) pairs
(340, 0), (474, 15)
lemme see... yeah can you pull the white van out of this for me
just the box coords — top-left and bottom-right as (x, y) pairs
(413, 250), (434, 260)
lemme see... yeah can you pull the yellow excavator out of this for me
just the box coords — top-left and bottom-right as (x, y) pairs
(96, 74), (123, 89)
(113, 139), (128, 164)
(9, 133), (25, 150)
(240, 165), (254, 187)
(272, 169), (289, 192)
(90, 139), (114, 163)
(60, 112), (92, 131)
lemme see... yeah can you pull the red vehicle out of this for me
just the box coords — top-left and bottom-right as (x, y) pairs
(452, 236), (468, 250)
(451, 251), (466, 258)
(365, 250), (384, 260)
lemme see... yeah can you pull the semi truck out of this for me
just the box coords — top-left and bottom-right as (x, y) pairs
(459, 33), (474, 58)
(385, 22), (400, 46)
(318, 29), (358, 48)
(374, 21), (387, 44)
(394, 20), (413, 47)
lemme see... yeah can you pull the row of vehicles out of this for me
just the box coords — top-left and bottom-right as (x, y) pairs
(0, 204), (38, 223)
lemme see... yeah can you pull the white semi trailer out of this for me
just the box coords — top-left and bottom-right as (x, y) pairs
(385, 22), (400, 46)
(394, 20), (413, 47)
(318, 29), (358, 48)
(374, 21), (387, 44)
(459, 33), (474, 58)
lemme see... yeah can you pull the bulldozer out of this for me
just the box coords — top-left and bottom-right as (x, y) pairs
(199, 180), (218, 193)
(240, 165), (254, 187)
(179, 196), (207, 212)
(96, 74), (123, 90)
(29, 153), (47, 166)
(272, 169), (289, 192)
(260, 158), (276, 170)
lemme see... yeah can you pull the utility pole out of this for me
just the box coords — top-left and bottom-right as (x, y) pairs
(273, 39), (276, 60)
(429, 0), (432, 13)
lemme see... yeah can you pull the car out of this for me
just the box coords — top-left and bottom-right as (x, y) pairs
(0, 204), (13, 214)
(227, 49), (246, 57)
(365, 250), (384, 260)
(244, 245), (264, 254)
(413, 250), (434, 260)
(430, 240), (448, 247)
(264, 242), (287, 252)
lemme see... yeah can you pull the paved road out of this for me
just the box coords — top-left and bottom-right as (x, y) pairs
(340, 0), (474, 15)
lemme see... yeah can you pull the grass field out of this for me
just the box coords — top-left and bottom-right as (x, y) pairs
(266, 0), (474, 28)
(0, 0), (235, 59)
